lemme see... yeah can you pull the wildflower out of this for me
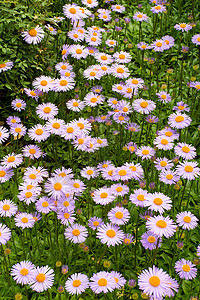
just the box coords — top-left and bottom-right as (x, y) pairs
(0, 60), (13, 73)
(130, 189), (149, 207)
(11, 260), (35, 285)
(0, 223), (11, 244)
(97, 223), (125, 246)
(145, 192), (172, 214)
(11, 99), (26, 111)
(90, 271), (116, 293)
(175, 259), (197, 280)
(176, 161), (200, 180)
(146, 215), (177, 238)
(141, 231), (162, 250)
(176, 211), (198, 230)
(108, 207), (130, 225)
(65, 273), (89, 295)
(174, 23), (192, 32)
(21, 26), (44, 44)
(29, 266), (54, 292)
(64, 224), (88, 244)
(0, 199), (18, 217)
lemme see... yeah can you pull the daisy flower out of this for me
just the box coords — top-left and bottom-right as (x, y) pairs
(93, 187), (115, 205)
(124, 162), (144, 180)
(0, 223), (11, 244)
(90, 271), (116, 294)
(110, 183), (129, 197)
(126, 77), (144, 89)
(97, 161), (114, 171)
(21, 26), (44, 44)
(98, 13), (112, 22)
(65, 273), (89, 295)
(113, 113), (129, 125)
(11, 99), (26, 111)
(0, 166), (14, 183)
(71, 179), (86, 195)
(110, 271), (126, 289)
(0, 199), (17, 217)
(108, 207), (130, 225)
(175, 259), (197, 280)
(52, 167), (74, 180)
(133, 99), (156, 114)
(146, 215), (177, 238)
(156, 91), (171, 103)
(85, 34), (102, 46)
(162, 35), (175, 49)
(133, 12), (149, 22)
(174, 23), (192, 32)
(28, 124), (50, 142)
(57, 196), (75, 212)
(29, 266), (54, 292)
(35, 197), (55, 214)
(84, 92), (105, 107)
(151, 39), (168, 52)
(45, 24), (57, 35)
(64, 224), (88, 244)
(14, 212), (35, 229)
(111, 4), (125, 13)
(80, 166), (99, 180)
(11, 260), (36, 285)
(141, 231), (162, 250)
(191, 81), (200, 90)
(61, 122), (81, 141)
(82, 0), (98, 8)
(138, 266), (178, 299)
(192, 34), (200, 45)
(74, 118), (92, 134)
(113, 166), (132, 181)
(136, 146), (156, 160)
(52, 77), (75, 92)
(88, 217), (104, 231)
(154, 157), (173, 171)
(123, 233), (134, 245)
(110, 64), (130, 79)
(0, 60), (13, 73)
(10, 123), (27, 137)
(6, 116), (21, 126)
(125, 122), (140, 132)
(168, 112), (192, 129)
(173, 101), (190, 112)
(145, 192), (172, 214)
(66, 99), (85, 112)
(83, 66), (103, 80)
(23, 166), (48, 183)
(63, 4), (82, 20)
(137, 41), (150, 50)
(150, 4), (166, 13)
(176, 211), (198, 230)
(55, 61), (73, 72)
(105, 39), (117, 47)
(97, 223), (125, 246)
(157, 127), (179, 140)
(59, 69), (76, 78)
(94, 52), (113, 65)
(154, 136), (174, 151)
(36, 102), (58, 120)
(130, 189), (149, 207)
(23, 88), (40, 100)
(22, 144), (42, 160)
(46, 118), (65, 135)
(176, 161), (200, 180)
(68, 29), (85, 42)
(32, 76), (53, 92)
(174, 143), (196, 160)
(45, 176), (70, 199)
(159, 169), (180, 185)
(69, 45), (89, 60)
(0, 126), (9, 144)
(57, 208), (76, 226)
(1, 153), (23, 168)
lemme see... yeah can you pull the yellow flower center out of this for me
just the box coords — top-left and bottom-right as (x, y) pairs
(140, 101), (148, 108)
(182, 264), (191, 272)
(106, 229), (116, 238)
(153, 198), (163, 205)
(29, 174), (36, 179)
(100, 192), (108, 198)
(175, 116), (184, 122)
(29, 148), (36, 154)
(118, 170), (127, 176)
(30, 91), (36, 96)
(137, 195), (145, 201)
(98, 278), (107, 286)
(35, 129), (43, 135)
(180, 23), (186, 28)
(76, 49), (82, 54)
(197, 37), (200, 42)
(64, 213), (70, 219)
(21, 217), (29, 223)
(63, 201), (69, 207)
(52, 122), (60, 129)
(0, 63), (6, 68)
(166, 174), (173, 180)
(160, 161), (167, 167)
(72, 229), (80, 236)
(43, 107), (51, 113)
(69, 7), (76, 14)
(40, 80), (48, 86)
(29, 29), (37, 37)
(36, 273), (46, 282)
(165, 131), (172, 137)
(148, 236), (156, 243)
(161, 139), (168, 145)
(54, 183), (62, 190)
(142, 149), (150, 155)
(178, 105), (185, 110)
(3, 204), (10, 211)
(20, 268), (29, 276)
(60, 80), (68, 86)
(87, 170), (93, 175)
(64, 72), (71, 77)
(130, 166), (137, 171)
(93, 221), (99, 226)
(117, 68), (124, 73)
(42, 201), (49, 208)
(73, 279), (81, 287)
(156, 220), (167, 228)
(115, 212), (123, 219)
(61, 65), (67, 70)
(184, 166), (193, 172)
(119, 54), (125, 59)
(137, 14), (143, 18)
(77, 122), (84, 129)
(62, 49), (67, 55)
(67, 127), (74, 133)
(155, 5), (161, 9)
(73, 183), (80, 188)
(101, 55), (107, 60)
(182, 146), (190, 153)
(73, 34), (78, 38)
(25, 192), (32, 198)
(72, 101), (79, 107)
(91, 37), (97, 41)
(149, 276), (160, 287)
(90, 97), (98, 103)
(156, 42), (162, 47)
(161, 94), (167, 99)
(7, 156), (15, 162)
(116, 187), (123, 192)
(0, 171), (6, 177)
(183, 216), (191, 223)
